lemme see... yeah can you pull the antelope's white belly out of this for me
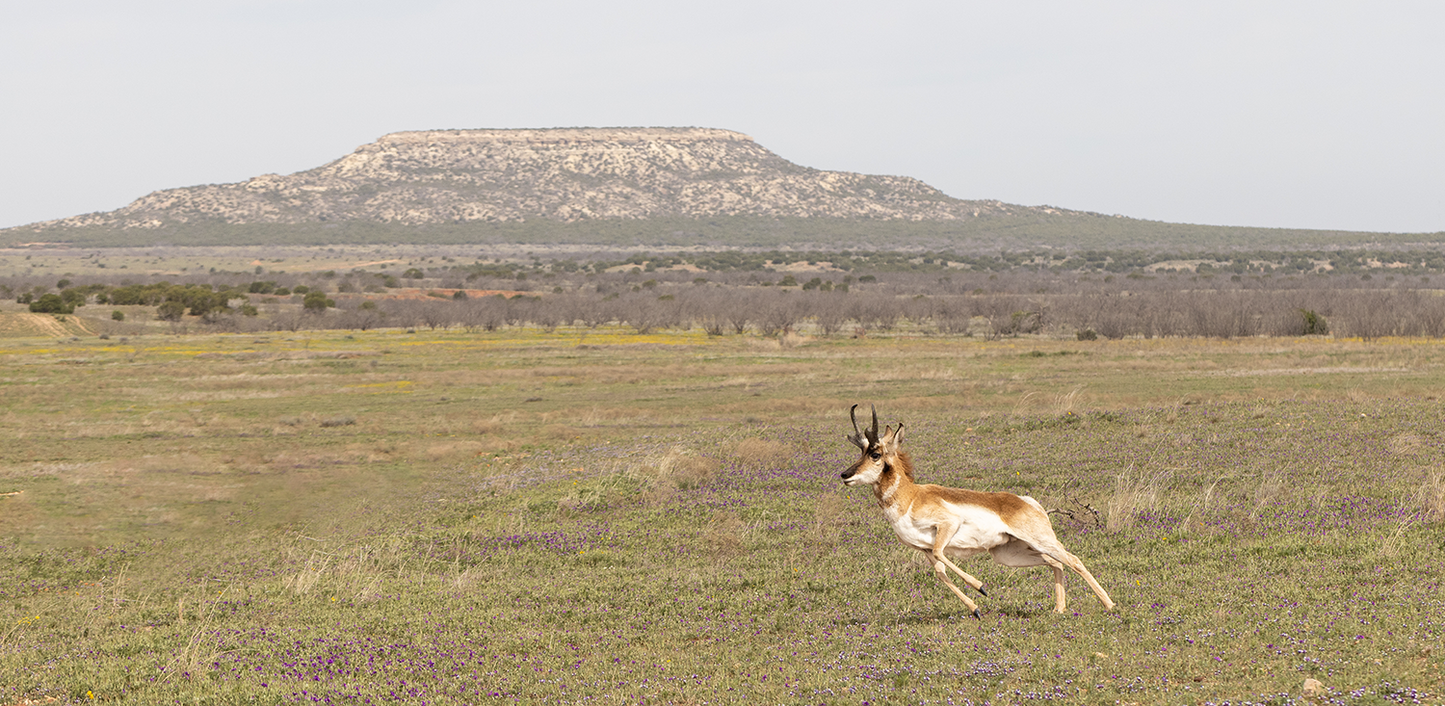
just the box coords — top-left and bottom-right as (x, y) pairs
(884, 502), (1012, 557)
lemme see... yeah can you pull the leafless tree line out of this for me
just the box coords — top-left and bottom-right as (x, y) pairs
(175, 285), (1445, 341)
(14, 263), (1445, 340)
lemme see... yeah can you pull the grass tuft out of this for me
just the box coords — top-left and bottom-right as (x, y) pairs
(1105, 465), (1169, 531)
(733, 437), (791, 468)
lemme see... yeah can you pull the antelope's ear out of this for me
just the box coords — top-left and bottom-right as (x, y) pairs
(886, 422), (905, 446)
(872, 421), (895, 447)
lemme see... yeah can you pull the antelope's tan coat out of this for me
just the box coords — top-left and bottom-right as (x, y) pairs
(841, 406), (1115, 616)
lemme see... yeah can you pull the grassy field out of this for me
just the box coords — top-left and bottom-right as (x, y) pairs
(2, 328), (1444, 704)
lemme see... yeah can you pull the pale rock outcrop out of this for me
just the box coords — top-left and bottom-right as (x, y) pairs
(24, 127), (1048, 230)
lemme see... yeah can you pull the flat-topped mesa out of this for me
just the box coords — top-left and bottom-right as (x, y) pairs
(371, 127), (755, 146)
(318, 127), (780, 181)
(14, 125), (1050, 232)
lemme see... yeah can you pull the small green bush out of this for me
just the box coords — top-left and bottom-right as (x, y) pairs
(303, 291), (335, 312)
(28, 293), (73, 314)
(1299, 309), (1329, 335)
(156, 300), (186, 321)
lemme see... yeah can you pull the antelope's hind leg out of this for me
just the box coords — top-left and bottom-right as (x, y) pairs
(1049, 548), (1116, 611)
(1003, 535), (1117, 612)
(1043, 556), (1067, 613)
(990, 537), (1070, 613)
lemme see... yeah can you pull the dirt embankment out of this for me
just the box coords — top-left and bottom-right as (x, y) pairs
(0, 312), (97, 338)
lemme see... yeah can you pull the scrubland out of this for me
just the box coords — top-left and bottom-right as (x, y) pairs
(2, 327), (1444, 705)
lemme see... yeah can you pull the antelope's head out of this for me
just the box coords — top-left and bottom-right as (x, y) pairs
(841, 404), (904, 487)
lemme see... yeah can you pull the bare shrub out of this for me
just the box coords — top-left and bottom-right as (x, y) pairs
(1187, 291), (1262, 338)
(1335, 290), (1397, 341)
(336, 300), (385, 331)
(973, 296), (1018, 340)
(931, 297), (974, 335)
(1396, 290), (1445, 337)
(755, 294), (800, 336)
(518, 296), (565, 331)
(722, 290), (754, 334)
(620, 292), (681, 333)
(807, 291), (851, 336)
(457, 295), (508, 331)
(1078, 294), (1139, 339)
(848, 295), (902, 334)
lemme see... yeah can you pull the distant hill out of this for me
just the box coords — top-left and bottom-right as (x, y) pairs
(5, 127), (1440, 251)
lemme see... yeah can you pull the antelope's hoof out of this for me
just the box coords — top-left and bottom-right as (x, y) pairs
(975, 585), (988, 597)
(971, 608), (981, 620)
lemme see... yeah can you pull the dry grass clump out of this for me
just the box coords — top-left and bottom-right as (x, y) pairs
(472, 417), (504, 435)
(734, 437), (791, 468)
(1388, 432), (1424, 457)
(283, 550), (331, 595)
(1250, 468), (1287, 521)
(1415, 471), (1445, 523)
(669, 455), (721, 490)
(703, 510), (748, 558)
(422, 441), (486, 463)
(805, 492), (849, 554)
(1056, 385), (1086, 415)
(282, 541), (395, 602)
(779, 332), (811, 348)
(631, 447), (722, 505)
(1106, 466), (1169, 532)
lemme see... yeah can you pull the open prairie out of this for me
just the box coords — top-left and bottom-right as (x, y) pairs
(2, 328), (1444, 704)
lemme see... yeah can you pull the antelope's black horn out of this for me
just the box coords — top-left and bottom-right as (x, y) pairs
(848, 404), (866, 448)
(868, 404), (880, 443)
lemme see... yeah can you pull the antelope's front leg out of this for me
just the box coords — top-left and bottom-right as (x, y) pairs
(930, 526), (983, 618)
(929, 526), (987, 595)
(928, 554), (980, 618)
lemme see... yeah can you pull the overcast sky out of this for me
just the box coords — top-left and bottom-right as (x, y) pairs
(3, 1), (1442, 233)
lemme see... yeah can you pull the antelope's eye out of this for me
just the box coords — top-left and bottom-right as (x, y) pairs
(869, 451), (881, 460)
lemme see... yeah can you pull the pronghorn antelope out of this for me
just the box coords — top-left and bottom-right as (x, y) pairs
(841, 405), (1115, 617)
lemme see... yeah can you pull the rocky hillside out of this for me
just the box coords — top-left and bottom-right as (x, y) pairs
(22, 127), (1055, 231)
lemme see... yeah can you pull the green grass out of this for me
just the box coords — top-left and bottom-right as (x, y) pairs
(2, 330), (1444, 704)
